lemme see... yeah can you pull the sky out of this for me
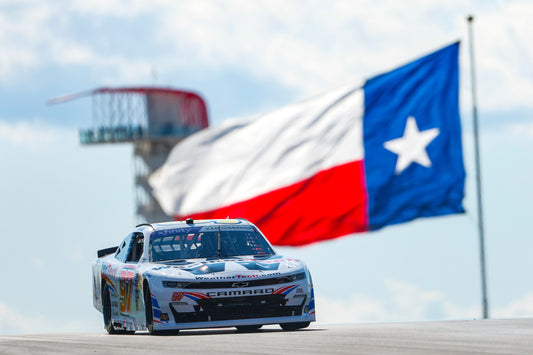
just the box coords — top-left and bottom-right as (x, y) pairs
(1, 0), (533, 334)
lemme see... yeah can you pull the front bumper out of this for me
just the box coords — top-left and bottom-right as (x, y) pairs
(171, 293), (306, 323)
(151, 282), (316, 330)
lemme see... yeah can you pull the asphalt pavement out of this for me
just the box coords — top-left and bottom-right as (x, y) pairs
(1, 319), (532, 354)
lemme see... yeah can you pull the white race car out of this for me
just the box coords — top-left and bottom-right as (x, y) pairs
(92, 218), (316, 334)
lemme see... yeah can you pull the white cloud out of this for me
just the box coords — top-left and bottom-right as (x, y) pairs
(471, 119), (533, 154)
(153, 0), (533, 108)
(315, 280), (533, 324)
(473, 3), (533, 111)
(0, 5), (49, 81)
(70, 0), (151, 18)
(0, 303), (46, 334)
(0, 121), (68, 150)
(493, 293), (533, 318)
(503, 121), (533, 139)
(0, 302), (99, 335)
(0, 0), (532, 111)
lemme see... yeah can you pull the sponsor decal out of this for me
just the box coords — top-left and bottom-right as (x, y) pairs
(172, 292), (185, 301)
(182, 291), (211, 301)
(175, 286), (296, 300)
(103, 264), (118, 278)
(273, 285), (298, 295)
(152, 224), (252, 238)
(119, 269), (135, 315)
(152, 227), (202, 237)
(153, 307), (163, 320)
(101, 274), (119, 295)
(236, 273), (276, 279)
(206, 288), (275, 297)
(202, 225), (253, 231)
(194, 272), (282, 280)
(151, 294), (160, 308)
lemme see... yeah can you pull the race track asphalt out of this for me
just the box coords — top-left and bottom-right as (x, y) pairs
(1, 318), (532, 354)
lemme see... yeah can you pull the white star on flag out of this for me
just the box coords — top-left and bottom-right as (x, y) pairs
(384, 116), (440, 174)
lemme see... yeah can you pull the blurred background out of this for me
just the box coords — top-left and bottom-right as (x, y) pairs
(1, 0), (532, 334)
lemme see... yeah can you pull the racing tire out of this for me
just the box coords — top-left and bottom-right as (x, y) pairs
(235, 325), (263, 332)
(103, 284), (135, 335)
(144, 282), (156, 334)
(279, 322), (310, 331)
(144, 282), (180, 335)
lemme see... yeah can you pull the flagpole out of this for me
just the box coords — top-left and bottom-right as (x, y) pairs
(467, 15), (489, 319)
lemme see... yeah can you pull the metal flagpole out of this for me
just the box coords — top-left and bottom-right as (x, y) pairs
(467, 15), (489, 319)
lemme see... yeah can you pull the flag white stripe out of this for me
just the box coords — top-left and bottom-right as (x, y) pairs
(150, 84), (364, 216)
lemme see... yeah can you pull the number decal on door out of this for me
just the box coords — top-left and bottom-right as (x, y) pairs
(119, 269), (135, 315)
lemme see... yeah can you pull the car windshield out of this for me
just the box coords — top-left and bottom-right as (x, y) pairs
(150, 225), (274, 262)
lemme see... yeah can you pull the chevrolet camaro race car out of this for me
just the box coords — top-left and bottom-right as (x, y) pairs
(92, 218), (316, 334)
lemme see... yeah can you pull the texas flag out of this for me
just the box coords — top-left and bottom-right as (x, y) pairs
(149, 42), (465, 246)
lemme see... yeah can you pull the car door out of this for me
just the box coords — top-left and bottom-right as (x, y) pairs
(103, 233), (135, 317)
(117, 233), (144, 317)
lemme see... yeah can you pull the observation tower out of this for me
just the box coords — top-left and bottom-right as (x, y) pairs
(50, 87), (209, 223)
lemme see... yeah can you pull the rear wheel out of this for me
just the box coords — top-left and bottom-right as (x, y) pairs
(279, 322), (310, 331)
(236, 325), (262, 332)
(102, 284), (135, 334)
(103, 284), (118, 334)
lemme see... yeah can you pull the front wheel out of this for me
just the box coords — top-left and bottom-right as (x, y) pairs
(144, 282), (156, 334)
(279, 322), (310, 331)
(144, 282), (179, 335)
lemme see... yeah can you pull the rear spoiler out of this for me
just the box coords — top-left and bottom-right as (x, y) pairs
(97, 246), (118, 258)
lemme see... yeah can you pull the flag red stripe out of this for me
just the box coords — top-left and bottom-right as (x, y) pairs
(175, 160), (368, 246)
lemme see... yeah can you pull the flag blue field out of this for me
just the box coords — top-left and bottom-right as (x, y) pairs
(364, 41), (465, 230)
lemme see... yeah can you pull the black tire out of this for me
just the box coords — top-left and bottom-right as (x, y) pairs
(144, 282), (156, 334)
(102, 284), (135, 334)
(144, 282), (180, 335)
(103, 284), (118, 334)
(236, 325), (262, 332)
(279, 321), (310, 331)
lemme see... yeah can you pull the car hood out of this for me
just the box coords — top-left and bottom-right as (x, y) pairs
(141, 254), (305, 280)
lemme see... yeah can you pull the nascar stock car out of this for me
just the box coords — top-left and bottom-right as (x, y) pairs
(92, 218), (316, 334)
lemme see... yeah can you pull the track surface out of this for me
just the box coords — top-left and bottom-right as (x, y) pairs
(1, 319), (532, 354)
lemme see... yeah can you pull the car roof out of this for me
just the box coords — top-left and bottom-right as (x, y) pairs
(136, 218), (251, 232)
